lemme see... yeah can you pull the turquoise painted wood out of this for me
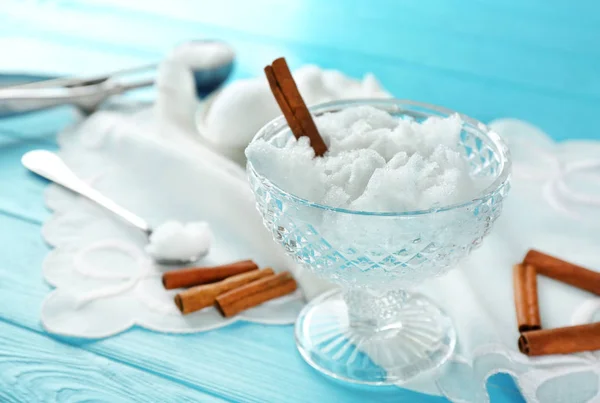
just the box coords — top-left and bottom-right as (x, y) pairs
(1, 0), (598, 401)
(0, 321), (227, 402)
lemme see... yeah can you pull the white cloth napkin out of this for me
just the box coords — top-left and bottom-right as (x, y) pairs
(41, 65), (600, 402)
(42, 106), (330, 337)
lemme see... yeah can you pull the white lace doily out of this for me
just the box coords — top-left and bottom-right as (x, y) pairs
(41, 107), (321, 338)
(39, 93), (600, 401)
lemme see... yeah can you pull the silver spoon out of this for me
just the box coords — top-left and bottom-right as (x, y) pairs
(22, 150), (200, 265)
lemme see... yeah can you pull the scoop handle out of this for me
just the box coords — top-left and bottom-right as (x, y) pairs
(22, 150), (151, 234)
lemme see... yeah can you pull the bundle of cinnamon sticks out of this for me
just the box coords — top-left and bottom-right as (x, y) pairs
(513, 249), (600, 356)
(163, 260), (297, 317)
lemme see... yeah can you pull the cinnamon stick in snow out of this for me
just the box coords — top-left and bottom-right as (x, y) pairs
(518, 323), (600, 356)
(174, 268), (275, 314)
(524, 249), (600, 296)
(513, 264), (541, 332)
(264, 65), (304, 141)
(265, 57), (328, 156)
(162, 260), (258, 290)
(215, 271), (298, 317)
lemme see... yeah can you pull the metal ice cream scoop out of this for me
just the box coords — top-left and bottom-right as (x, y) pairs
(0, 39), (234, 116)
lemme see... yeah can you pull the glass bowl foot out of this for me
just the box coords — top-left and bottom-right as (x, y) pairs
(295, 289), (456, 385)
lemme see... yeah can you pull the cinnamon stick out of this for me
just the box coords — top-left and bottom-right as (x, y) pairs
(518, 323), (600, 356)
(215, 271), (297, 317)
(162, 260), (258, 290)
(265, 57), (328, 156)
(524, 249), (600, 296)
(174, 268), (275, 314)
(264, 65), (304, 140)
(513, 264), (541, 332)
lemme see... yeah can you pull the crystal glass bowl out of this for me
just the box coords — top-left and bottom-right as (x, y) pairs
(247, 99), (511, 385)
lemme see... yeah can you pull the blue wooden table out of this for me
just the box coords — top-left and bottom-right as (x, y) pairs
(1, 1), (598, 401)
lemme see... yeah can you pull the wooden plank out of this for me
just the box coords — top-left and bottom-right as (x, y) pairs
(0, 11), (598, 142)
(0, 107), (75, 137)
(0, 212), (446, 402)
(0, 319), (227, 402)
(0, 134), (57, 223)
(71, 0), (600, 30)
(3, 1), (600, 100)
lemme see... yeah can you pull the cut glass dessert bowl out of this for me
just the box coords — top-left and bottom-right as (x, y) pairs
(247, 99), (511, 385)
